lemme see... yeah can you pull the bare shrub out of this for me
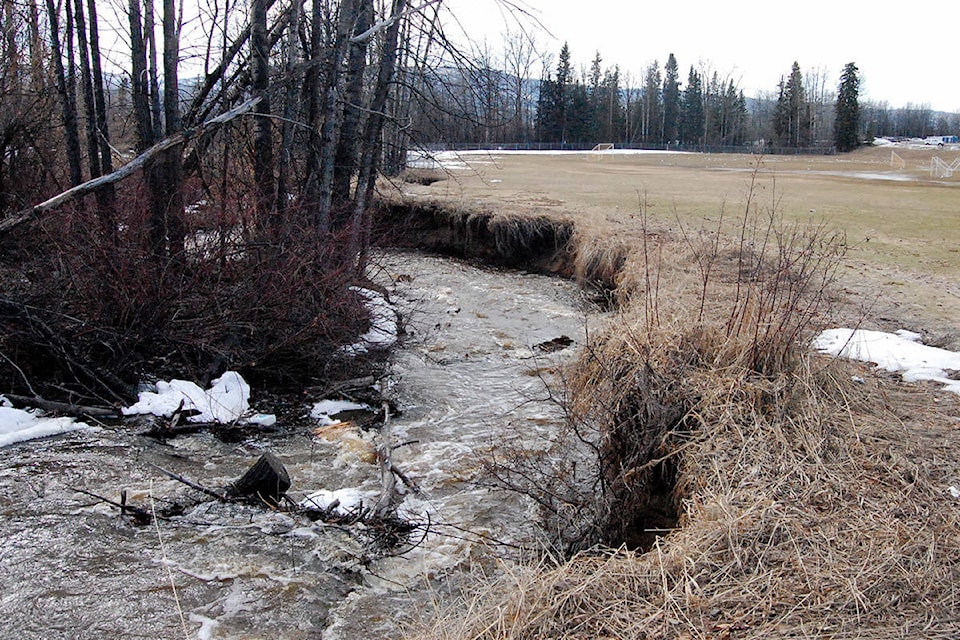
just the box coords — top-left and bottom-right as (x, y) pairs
(483, 176), (848, 557)
(0, 184), (376, 403)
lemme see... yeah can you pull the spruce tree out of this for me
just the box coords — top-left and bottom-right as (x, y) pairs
(662, 53), (680, 144)
(600, 66), (625, 142)
(641, 61), (662, 143)
(680, 66), (703, 145)
(834, 62), (861, 152)
(774, 62), (811, 147)
(535, 43), (573, 143)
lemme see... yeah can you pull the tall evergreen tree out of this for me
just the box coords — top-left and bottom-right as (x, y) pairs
(587, 51), (603, 140)
(535, 43), (572, 142)
(535, 73), (558, 141)
(679, 66), (703, 145)
(662, 53), (680, 143)
(599, 66), (625, 142)
(774, 61), (811, 147)
(834, 62), (861, 152)
(567, 82), (591, 143)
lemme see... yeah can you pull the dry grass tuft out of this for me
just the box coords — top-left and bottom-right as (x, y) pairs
(414, 351), (960, 638)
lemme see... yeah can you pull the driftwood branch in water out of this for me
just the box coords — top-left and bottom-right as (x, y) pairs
(373, 402), (421, 517)
(70, 486), (157, 524)
(148, 463), (232, 502)
(2, 393), (118, 419)
(0, 96), (262, 235)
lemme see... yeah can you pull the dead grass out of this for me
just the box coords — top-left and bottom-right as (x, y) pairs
(397, 147), (960, 335)
(412, 354), (960, 638)
(400, 149), (960, 639)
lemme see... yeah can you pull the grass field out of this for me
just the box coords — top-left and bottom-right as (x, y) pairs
(403, 145), (960, 344)
(399, 146), (960, 639)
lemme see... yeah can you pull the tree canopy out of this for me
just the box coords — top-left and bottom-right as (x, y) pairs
(834, 62), (861, 152)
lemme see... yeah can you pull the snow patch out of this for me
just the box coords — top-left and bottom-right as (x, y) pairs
(122, 371), (275, 424)
(0, 398), (98, 447)
(310, 399), (372, 426)
(341, 287), (398, 355)
(814, 328), (960, 394)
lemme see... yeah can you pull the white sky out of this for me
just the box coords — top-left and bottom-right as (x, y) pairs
(441, 0), (960, 113)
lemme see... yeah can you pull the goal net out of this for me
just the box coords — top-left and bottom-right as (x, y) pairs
(588, 143), (615, 161)
(890, 150), (905, 170)
(930, 156), (960, 178)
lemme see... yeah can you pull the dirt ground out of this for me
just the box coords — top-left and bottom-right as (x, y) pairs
(401, 145), (960, 348)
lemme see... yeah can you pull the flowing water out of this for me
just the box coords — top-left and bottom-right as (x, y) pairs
(0, 251), (597, 639)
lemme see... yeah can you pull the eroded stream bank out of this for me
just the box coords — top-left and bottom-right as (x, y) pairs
(0, 250), (598, 639)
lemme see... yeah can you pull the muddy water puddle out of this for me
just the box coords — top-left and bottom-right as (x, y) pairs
(0, 251), (596, 639)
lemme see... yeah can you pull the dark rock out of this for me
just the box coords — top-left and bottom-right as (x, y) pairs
(228, 451), (290, 506)
(535, 335), (574, 352)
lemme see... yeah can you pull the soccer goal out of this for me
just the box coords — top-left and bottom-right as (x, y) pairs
(589, 143), (615, 161)
(890, 150), (905, 170)
(930, 156), (960, 178)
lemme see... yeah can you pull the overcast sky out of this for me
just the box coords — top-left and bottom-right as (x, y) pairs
(441, 0), (959, 112)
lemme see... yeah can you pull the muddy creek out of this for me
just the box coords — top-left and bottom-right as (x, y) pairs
(0, 251), (595, 639)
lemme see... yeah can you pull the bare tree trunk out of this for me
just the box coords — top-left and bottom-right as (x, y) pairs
(144, 0), (162, 140)
(73, 0), (101, 179)
(275, 0), (302, 224)
(27, 0), (45, 87)
(161, 0), (179, 135)
(330, 0), (372, 212)
(45, 0), (83, 186)
(73, 0), (116, 231)
(3, 0), (18, 78)
(128, 0), (154, 151)
(86, 0), (113, 177)
(145, 0), (183, 258)
(250, 0), (275, 229)
(315, 0), (361, 232)
(301, 0), (329, 232)
(351, 0), (407, 258)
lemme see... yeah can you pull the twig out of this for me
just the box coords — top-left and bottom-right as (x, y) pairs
(148, 463), (232, 502)
(0, 351), (39, 397)
(69, 485), (155, 523)
(150, 481), (191, 640)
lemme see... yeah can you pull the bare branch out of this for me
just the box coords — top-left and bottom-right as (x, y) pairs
(0, 96), (262, 235)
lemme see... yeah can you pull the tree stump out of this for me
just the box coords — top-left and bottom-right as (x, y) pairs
(228, 452), (290, 506)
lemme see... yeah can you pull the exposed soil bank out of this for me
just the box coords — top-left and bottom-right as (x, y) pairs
(375, 200), (622, 294)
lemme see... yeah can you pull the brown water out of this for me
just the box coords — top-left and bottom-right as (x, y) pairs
(0, 251), (596, 639)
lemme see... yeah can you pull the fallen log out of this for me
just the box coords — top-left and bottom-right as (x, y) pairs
(3, 393), (118, 419)
(0, 96), (261, 235)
